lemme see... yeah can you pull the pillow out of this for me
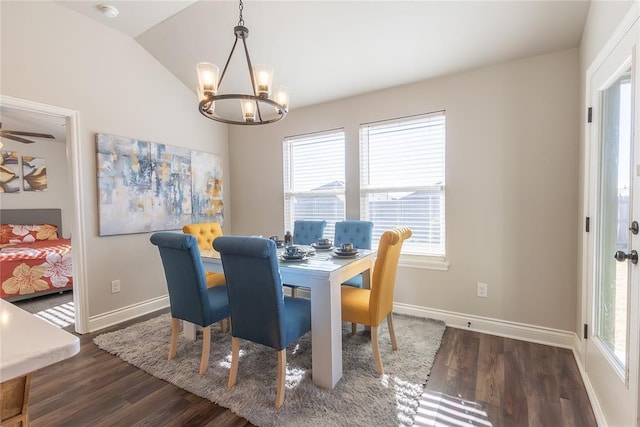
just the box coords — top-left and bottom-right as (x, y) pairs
(1, 224), (59, 243)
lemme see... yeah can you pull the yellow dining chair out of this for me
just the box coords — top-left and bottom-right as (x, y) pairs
(340, 226), (412, 375)
(183, 222), (226, 288)
(183, 222), (230, 331)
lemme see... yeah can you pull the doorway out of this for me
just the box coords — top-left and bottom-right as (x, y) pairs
(0, 95), (88, 334)
(584, 15), (640, 426)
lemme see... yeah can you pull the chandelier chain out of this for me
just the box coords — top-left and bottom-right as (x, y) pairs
(238, 0), (244, 26)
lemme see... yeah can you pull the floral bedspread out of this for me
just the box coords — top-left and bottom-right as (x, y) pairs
(1, 239), (73, 299)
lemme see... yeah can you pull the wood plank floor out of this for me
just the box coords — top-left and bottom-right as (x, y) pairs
(24, 311), (596, 426)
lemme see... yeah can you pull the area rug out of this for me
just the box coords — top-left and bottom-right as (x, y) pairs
(94, 313), (445, 427)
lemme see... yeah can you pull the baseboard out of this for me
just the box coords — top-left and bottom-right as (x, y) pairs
(88, 295), (169, 333)
(393, 302), (576, 349)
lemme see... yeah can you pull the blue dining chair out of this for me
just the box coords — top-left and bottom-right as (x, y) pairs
(334, 220), (374, 287)
(287, 220), (327, 297)
(150, 232), (230, 375)
(213, 236), (311, 409)
(293, 219), (327, 245)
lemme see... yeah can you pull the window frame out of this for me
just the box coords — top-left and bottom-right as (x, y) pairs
(283, 128), (346, 238)
(359, 111), (447, 260)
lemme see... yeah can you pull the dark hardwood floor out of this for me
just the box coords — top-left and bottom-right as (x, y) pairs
(25, 311), (596, 426)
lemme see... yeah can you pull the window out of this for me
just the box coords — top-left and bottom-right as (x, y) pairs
(360, 111), (446, 257)
(283, 129), (345, 238)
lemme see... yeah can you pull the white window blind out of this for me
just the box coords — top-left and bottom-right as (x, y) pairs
(360, 111), (446, 256)
(283, 129), (345, 238)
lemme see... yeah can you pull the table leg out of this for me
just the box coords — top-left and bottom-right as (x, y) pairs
(183, 321), (196, 341)
(310, 278), (343, 389)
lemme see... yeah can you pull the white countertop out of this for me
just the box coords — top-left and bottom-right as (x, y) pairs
(0, 299), (80, 382)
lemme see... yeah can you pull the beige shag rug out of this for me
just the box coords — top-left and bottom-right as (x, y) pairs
(94, 312), (445, 426)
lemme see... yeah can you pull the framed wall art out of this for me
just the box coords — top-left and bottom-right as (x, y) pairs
(96, 133), (224, 236)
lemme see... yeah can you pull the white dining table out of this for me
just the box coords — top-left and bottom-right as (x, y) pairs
(196, 246), (375, 389)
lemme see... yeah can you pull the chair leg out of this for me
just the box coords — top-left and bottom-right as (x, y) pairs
(387, 313), (398, 351)
(168, 317), (180, 360)
(228, 337), (240, 388)
(351, 322), (357, 335)
(275, 349), (286, 409)
(371, 326), (384, 375)
(199, 326), (211, 375)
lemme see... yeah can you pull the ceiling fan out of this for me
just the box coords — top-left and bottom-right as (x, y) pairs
(0, 122), (55, 144)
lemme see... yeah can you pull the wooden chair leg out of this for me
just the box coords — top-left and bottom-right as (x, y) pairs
(168, 317), (180, 360)
(199, 326), (211, 375)
(275, 349), (286, 409)
(228, 337), (240, 388)
(351, 322), (357, 335)
(371, 326), (384, 375)
(387, 313), (398, 351)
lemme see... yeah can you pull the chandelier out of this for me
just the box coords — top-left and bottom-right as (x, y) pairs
(196, 0), (289, 125)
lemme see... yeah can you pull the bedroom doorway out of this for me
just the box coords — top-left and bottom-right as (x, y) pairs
(0, 95), (88, 334)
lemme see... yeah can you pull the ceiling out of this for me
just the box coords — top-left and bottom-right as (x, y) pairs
(3, 1), (591, 139)
(60, 0), (591, 110)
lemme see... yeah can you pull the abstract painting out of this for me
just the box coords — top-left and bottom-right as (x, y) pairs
(22, 156), (48, 191)
(151, 143), (192, 230)
(96, 133), (224, 236)
(97, 134), (153, 236)
(0, 151), (20, 193)
(191, 150), (224, 224)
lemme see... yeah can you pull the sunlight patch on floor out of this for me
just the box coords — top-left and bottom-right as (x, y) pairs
(35, 301), (75, 328)
(412, 390), (492, 427)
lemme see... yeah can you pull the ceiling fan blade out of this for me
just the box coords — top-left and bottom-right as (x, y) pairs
(0, 134), (35, 144)
(0, 130), (55, 139)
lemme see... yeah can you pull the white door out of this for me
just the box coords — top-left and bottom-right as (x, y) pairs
(586, 17), (640, 427)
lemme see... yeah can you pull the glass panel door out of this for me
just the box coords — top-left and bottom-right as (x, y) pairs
(596, 67), (632, 373)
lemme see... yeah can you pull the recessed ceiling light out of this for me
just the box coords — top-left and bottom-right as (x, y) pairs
(98, 4), (119, 18)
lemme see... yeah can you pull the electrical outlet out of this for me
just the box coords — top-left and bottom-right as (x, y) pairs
(477, 282), (488, 298)
(111, 279), (121, 294)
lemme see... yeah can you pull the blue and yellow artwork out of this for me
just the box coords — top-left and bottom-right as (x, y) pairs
(96, 133), (224, 236)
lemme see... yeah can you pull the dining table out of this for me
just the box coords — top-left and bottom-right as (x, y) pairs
(194, 244), (376, 389)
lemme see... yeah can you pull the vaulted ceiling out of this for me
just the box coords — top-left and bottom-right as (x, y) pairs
(3, 1), (591, 140)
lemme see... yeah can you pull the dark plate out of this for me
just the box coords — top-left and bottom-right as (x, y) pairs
(334, 248), (358, 254)
(281, 255), (308, 262)
(332, 249), (359, 257)
(311, 243), (333, 250)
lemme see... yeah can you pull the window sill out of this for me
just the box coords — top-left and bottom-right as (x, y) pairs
(398, 254), (449, 271)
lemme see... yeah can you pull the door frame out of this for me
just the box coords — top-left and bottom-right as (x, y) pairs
(581, 3), (640, 425)
(1, 95), (89, 334)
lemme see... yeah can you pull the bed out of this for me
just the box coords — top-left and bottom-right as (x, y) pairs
(0, 209), (73, 301)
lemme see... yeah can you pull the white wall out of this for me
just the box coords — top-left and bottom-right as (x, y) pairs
(0, 1), (229, 319)
(230, 48), (579, 332)
(0, 140), (73, 237)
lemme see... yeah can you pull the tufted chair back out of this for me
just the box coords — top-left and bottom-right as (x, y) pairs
(183, 222), (224, 252)
(334, 220), (374, 250)
(293, 220), (327, 245)
(183, 222), (226, 288)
